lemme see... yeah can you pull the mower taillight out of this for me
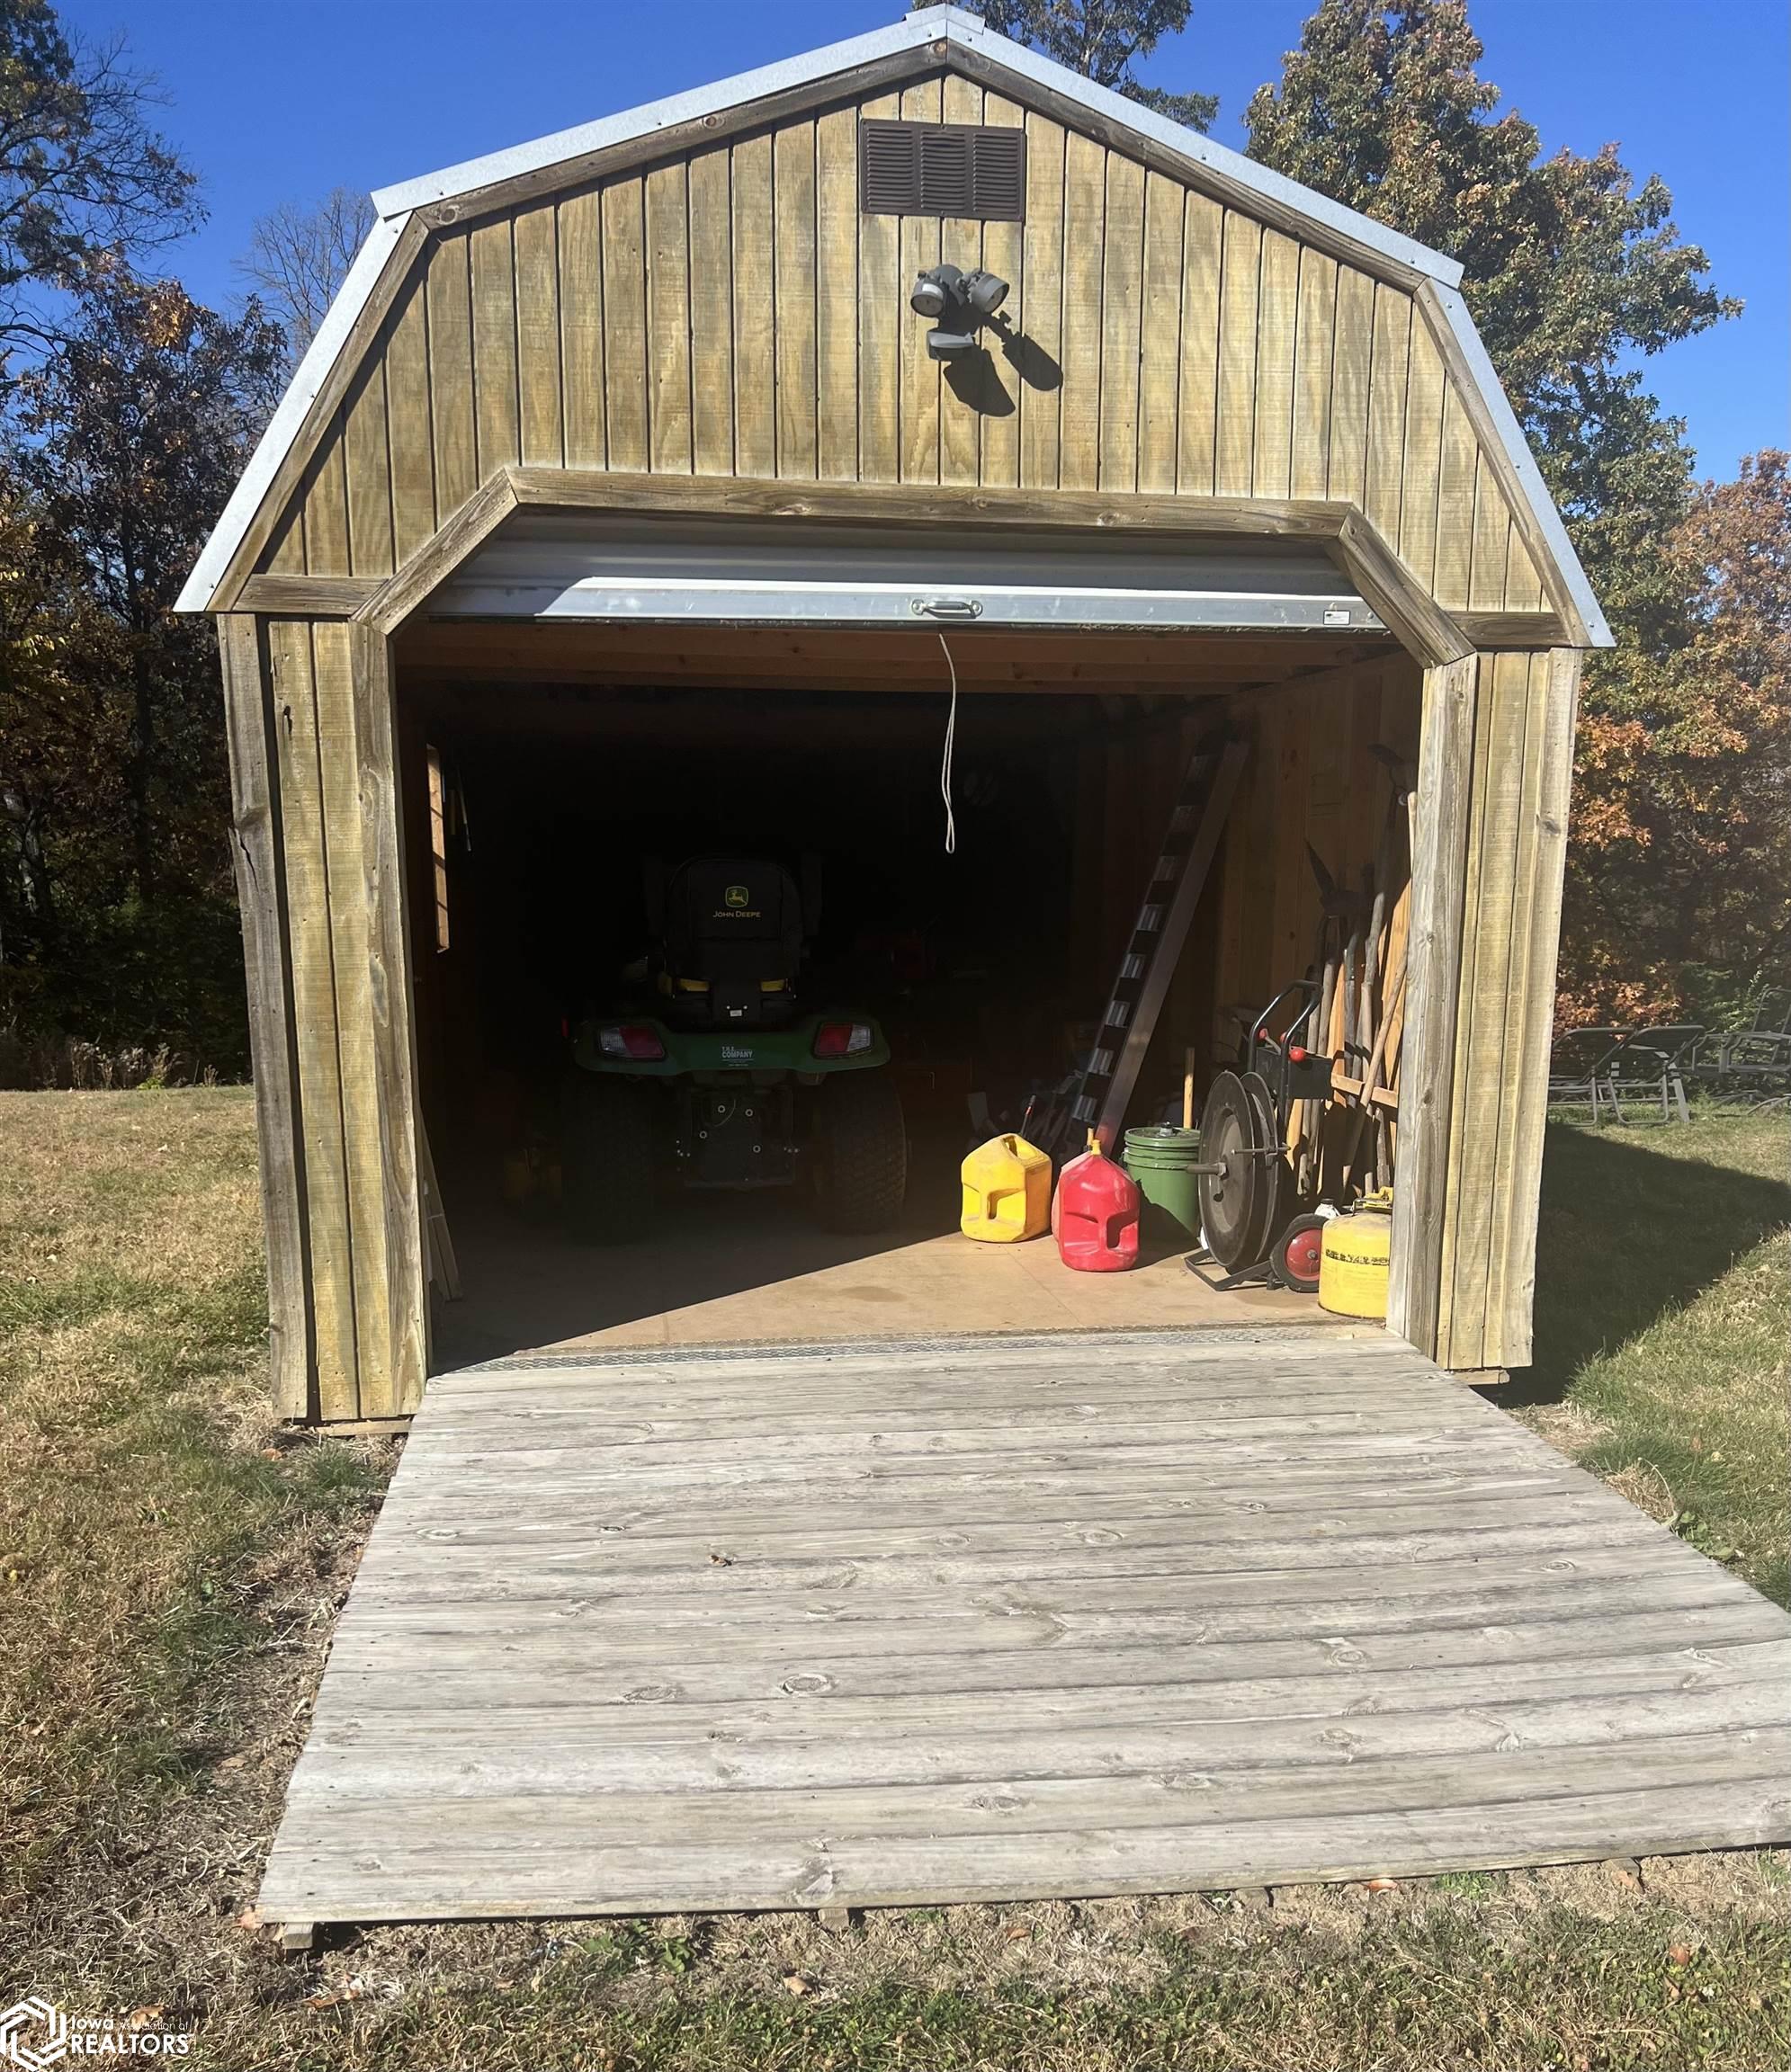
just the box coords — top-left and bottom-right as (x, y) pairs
(598, 1023), (666, 1061)
(813, 1021), (873, 1058)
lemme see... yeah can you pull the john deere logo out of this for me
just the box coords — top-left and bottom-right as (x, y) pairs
(724, 884), (749, 909)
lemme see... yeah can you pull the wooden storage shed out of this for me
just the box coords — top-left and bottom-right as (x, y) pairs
(181, 4), (1609, 1425)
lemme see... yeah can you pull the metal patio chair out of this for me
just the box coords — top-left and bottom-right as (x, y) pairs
(1599, 1023), (1706, 1124)
(1546, 1025), (1627, 1120)
(1691, 990), (1791, 1105)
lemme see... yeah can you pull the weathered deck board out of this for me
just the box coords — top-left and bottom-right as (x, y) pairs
(261, 1328), (1791, 1925)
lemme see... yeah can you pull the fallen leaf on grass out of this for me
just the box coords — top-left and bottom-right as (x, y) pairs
(1003, 1922), (1031, 1942)
(1668, 1942), (1694, 1966)
(235, 1907), (263, 1934)
(1365, 1877), (1399, 1893)
(783, 1973), (810, 1996)
(127, 2008), (164, 2031)
(304, 1985), (366, 2012)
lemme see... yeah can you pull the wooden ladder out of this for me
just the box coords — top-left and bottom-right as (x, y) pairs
(1054, 732), (1249, 1155)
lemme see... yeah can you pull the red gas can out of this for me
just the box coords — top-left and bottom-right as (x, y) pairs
(1052, 1137), (1142, 1272)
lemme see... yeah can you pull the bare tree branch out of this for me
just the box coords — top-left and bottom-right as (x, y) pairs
(235, 186), (374, 355)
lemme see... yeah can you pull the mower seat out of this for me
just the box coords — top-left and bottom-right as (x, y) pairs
(660, 857), (806, 1027)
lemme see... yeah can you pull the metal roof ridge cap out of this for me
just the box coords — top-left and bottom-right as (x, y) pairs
(1427, 281), (1612, 647)
(175, 211), (408, 614)
(370, 11), (948, 219)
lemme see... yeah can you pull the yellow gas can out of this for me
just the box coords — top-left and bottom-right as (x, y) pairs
(961, 1133), (1052, 1242)
(1319, 1191), (1393, 1319)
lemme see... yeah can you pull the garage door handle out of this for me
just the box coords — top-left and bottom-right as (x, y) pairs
(910, 596), (983, 620)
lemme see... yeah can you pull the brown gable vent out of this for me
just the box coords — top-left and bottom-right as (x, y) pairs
(859, 120), (1026, 220)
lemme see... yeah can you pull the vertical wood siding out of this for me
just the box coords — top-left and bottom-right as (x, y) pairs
(275, 84), (1542, 619)
(1434, 648), (1579, 1371)
(260, 620), (427, 1419)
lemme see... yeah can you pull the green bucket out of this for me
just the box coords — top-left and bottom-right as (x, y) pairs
(1122, 1126), (1204, 1243)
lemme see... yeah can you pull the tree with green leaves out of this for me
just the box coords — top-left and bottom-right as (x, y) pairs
(0, 0), (197, 378)
(1242, 0), (1733, 639)
(966, 1), (1217, 130)
(1243, 0), (1769, 1020)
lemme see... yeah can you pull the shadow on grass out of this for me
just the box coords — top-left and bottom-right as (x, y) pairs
(1510, 1122), (1791, 1407)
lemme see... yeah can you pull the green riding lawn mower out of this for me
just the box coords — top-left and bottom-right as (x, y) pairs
(564, 855), (909, 1242)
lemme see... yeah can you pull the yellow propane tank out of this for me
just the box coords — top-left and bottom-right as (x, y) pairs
(961, 1133), (1052, 1242)
(1319, 1190), (1393, 1319)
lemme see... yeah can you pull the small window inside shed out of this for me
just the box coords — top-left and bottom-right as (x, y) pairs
(426, 744), (452, 953)
(859, 120), (1025, 219)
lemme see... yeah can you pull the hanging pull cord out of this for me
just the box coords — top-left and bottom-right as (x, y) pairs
(938, 631), (959, 855)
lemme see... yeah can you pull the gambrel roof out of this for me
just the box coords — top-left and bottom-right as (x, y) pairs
(179, 4), (1608, 645)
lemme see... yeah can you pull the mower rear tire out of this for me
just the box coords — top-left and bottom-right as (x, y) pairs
(810, 1070), (908, 1233)
(563, 1076), (659, 1245)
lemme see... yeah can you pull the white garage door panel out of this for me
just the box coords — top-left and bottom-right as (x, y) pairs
(433, 519), (1384, 633)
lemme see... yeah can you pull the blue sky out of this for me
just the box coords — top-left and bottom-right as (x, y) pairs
(61, 0), (1787, 479)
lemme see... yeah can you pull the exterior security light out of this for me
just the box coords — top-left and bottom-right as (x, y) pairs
(963, 268), (1009, 317)
(909, 263), (963, 319)
(909, 262), (1012, 362)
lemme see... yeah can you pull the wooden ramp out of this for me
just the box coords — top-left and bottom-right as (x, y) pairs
(262, 1328), (1791, 1927)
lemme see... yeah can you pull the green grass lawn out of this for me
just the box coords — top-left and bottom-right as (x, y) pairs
(1, 1089), (1786, 2071)
(1523, 1107), (1790, 1605)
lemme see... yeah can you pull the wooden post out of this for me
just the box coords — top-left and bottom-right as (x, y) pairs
(1492, 647), (1581, 1365)
(218, 615), (313, 1420)
(1386, 652), (1478, 1356)
(350, 623), (430, 1412)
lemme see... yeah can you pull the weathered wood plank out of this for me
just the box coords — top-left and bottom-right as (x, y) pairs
(1016, 109), (1065, 492)
(1215, 211), (1260, 497)
(310, 622), (395, 1417)
(341, 361), (393, 578)
(1386, 654), (1477, 1354)
(1056, 126), (1106, 491)
(815, 105), (859, 483)
(557, 188), (606, 470)
(425, 234), (477, 518)
(1251, 229), (1299, 498)
(600, 176), (649, 471)
(1496, 648), (1581, 1364)
(898, 77), (944, 485)
(217, 618), (311, 1419)
(381, 277), (436, 555)
(855, 91), (902, 483)
(1097, 148), (1145, 493)
(1175, 191), (1221, 496)
(1363, 282), (1410, 544)
(469, 217), (520, 478)
(938, 72), (985, 490)
(685, 147), (734, 476)
(1290, 246), (1335, 500)
(1326, 264), (1375, 508)
(977, 91), (1025, 489)
(644, 160), (693, 473)
(264, 622), (358, 1419)
(728, 131), (775, 479)
(513, 201), (563, 469)
(348, 623), (428, 1414)
(773, 119), (818, 478)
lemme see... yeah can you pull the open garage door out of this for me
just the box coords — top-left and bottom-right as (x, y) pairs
(432, 512), (1385, 635)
